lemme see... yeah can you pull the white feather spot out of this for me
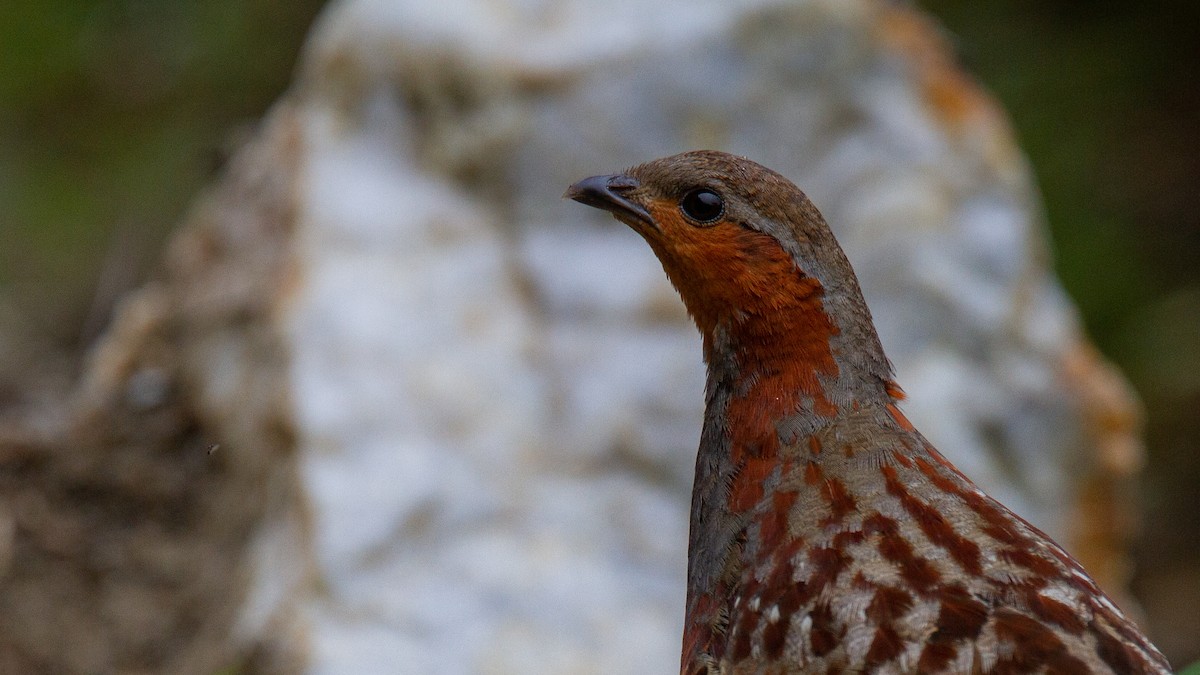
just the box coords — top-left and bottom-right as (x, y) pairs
(1097, 594), (1122, 615)
(766, 605), (781, 624)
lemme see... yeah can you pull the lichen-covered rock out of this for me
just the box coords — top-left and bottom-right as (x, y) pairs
(278, 0), (1143, 672)
(0, 0), (1147, 673)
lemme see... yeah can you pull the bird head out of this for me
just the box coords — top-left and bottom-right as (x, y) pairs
(565, 150), (854, 345)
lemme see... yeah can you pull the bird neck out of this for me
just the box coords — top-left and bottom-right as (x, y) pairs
(682, 272), (898, 669)
(697, 267), (895, 494)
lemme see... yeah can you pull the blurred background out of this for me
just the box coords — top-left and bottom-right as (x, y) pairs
(1, 0), (1196, 669)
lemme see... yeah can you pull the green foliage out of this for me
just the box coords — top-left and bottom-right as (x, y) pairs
(924, 0), (1200, 665)
(0, 0), (326, 344)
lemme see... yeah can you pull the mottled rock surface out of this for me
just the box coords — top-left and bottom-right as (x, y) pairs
(0, 0), (1148, 673)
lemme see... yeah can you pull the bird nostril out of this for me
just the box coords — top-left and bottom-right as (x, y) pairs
(606, 175), (640, 192)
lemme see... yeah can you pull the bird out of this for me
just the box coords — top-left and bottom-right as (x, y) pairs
(564, 150), (1171, 675)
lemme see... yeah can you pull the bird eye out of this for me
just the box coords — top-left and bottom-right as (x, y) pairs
(679, 188), (724, 225)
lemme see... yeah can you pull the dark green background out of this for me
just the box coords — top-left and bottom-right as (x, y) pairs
(1, 0), (1196, 666)
(924, 0), (1200, 664)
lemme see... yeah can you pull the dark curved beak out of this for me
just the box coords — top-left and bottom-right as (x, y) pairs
(563, 173), (656, 230)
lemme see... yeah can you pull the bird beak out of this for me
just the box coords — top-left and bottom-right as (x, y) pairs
(564, 173), (657, 231)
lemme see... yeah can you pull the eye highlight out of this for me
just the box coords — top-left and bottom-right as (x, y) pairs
(679, 188), (724, 225)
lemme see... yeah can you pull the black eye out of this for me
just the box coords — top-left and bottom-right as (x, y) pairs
(679, 188), (724, 224)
